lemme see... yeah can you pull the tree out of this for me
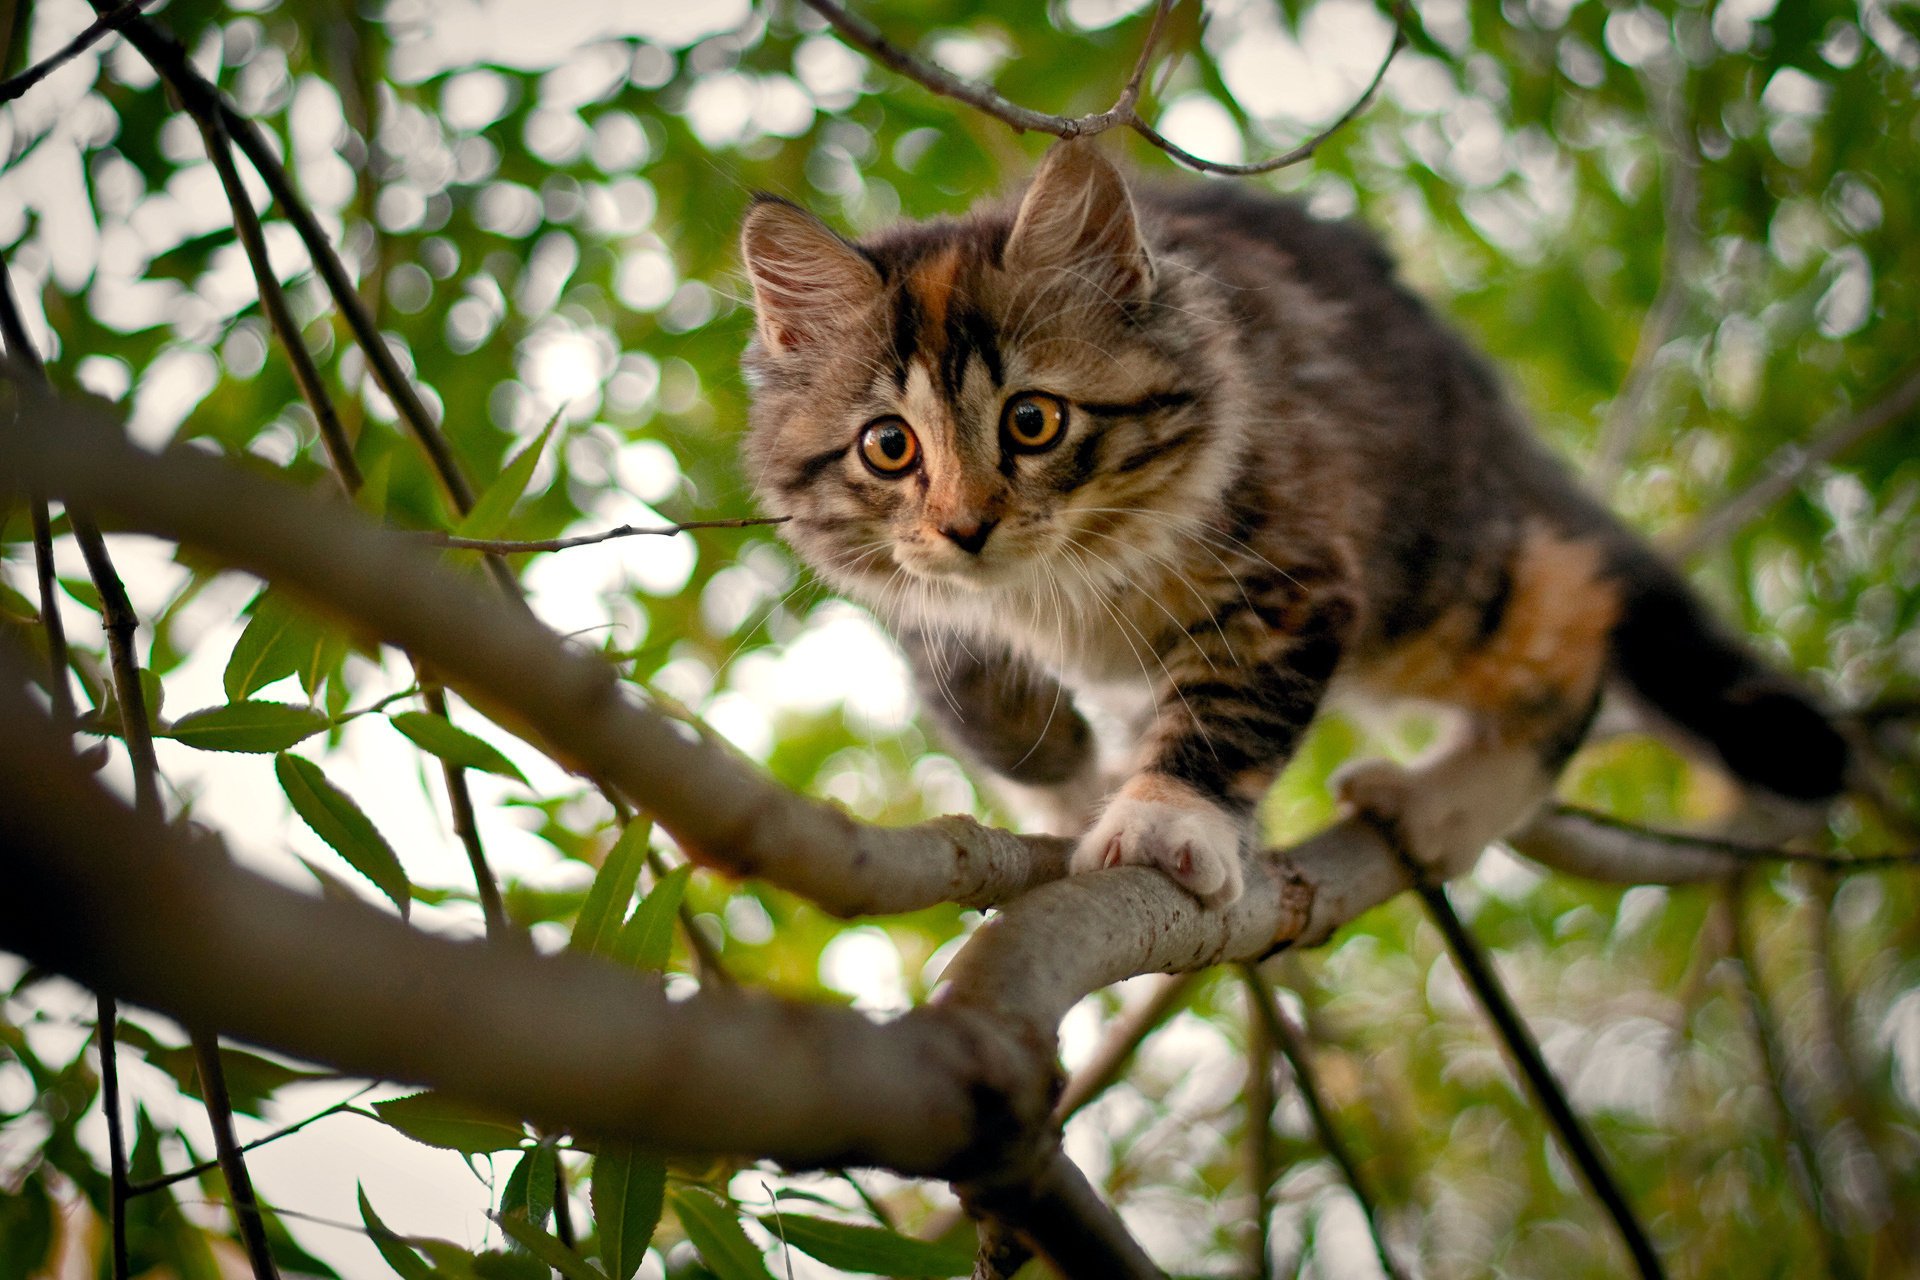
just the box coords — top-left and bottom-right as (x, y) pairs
(2, 1), (1917, 1277)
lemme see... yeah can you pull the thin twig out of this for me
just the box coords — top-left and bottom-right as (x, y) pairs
(1052, 971), (1197, 1121)
(426, 685), (510, 939)
(1239, 965), (1408, 1280)
(129, 1098), (365, 1196)
(1723, 881), (1862, 1280)
(1128, 3), (1407, 176)
(0, 0), (155, 104)
(1242, 972), (1276, 1280)
(552, 1157), (576, 1248)
(4, 251), (136, 1280)
(195, 110), (362, 490)
(801, 0), (1404, 176)
(96, 995), (132, 1280)
(1672, 362), (1920, 560)
(1412, 875), (1667, 1279)
(1533, 804), (1920, 876)
(427, 516), (789, 555)
(193, 1037), (282, 1280)
(5, 250), (284, 1280)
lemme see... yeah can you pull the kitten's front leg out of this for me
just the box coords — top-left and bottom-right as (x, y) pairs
(1073, 587), (1353, 908)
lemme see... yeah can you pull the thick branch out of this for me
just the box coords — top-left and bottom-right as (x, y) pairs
(0, 383), (1069, 917)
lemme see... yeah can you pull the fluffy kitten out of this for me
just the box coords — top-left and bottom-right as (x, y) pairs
(737, 141), (1848, 908)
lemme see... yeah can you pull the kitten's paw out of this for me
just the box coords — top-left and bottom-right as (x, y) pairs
(1072, 778), (1247, 908)
(1333, 757), (1483, 880)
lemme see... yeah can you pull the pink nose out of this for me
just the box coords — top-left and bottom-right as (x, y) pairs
(940, 519), (997, 555)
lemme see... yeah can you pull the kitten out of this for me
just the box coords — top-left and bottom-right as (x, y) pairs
(737, 141), (1848, 908)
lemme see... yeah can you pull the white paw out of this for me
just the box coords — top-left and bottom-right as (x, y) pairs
(1333, 756), (1484, 879)
(1072, 787), (1247, 908)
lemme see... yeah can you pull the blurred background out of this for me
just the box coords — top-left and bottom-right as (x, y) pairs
(1, 0), (1917, 1275)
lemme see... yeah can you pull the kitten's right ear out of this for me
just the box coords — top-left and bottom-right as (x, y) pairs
(740, 197), (883, 354)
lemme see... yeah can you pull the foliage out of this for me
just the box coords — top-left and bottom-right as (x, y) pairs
(1, 0), (1916, 1276)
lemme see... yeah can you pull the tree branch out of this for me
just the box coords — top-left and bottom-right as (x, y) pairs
(1410, 875), (1666, 1279)
(425, 516), (790, 556)
(799, 0), (1404, 176)
(1240, 965), (1408, 1280)
(0, 0), (156, 104)
(1513, 805), (1920, 884)
(194, 1036), (283, 1280)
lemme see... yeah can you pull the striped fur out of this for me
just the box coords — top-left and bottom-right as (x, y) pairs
(739, 141), (1847, 908)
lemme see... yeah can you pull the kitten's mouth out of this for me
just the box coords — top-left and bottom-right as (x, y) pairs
(894, 544), (1025, 590)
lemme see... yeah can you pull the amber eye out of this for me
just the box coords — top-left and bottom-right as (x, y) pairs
(1002, 391), (1067, 453)
(858, 417), (920, 476)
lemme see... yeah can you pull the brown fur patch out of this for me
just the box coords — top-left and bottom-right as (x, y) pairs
(1357, 522), (1621, 737)
(908, 246), (963, 338)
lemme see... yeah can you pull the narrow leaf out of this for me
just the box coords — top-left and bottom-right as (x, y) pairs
(759, 1213), (974, 1277)
(358, 1185), (437, 1280)
(276, 753), (410, 917)
(591, 1142), (665, 1280)
(167, 701), (329, 753)
(493, 1215), (605, 1280)
(389, 711), (528, 783)
(569, 821), (650, 958)
(224, 591), (336, 702)
(372, 1092), (527, 1154)
(456, 412), (560, 540)
(671, 1188), (774, 1280)
(502, 1143), (557, 1235)
(612, 865), (690, 972)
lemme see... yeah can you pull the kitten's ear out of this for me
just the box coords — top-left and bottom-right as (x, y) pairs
(740, 197), (883, 354)
(1005, 140), (1152, 304)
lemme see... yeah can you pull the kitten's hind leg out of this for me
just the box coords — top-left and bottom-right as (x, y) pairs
(1338, 521), (1616, 878)
(897, 630), (1103, 836)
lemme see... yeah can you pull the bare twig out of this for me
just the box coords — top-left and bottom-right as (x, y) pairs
(195, 110), (362, 490)
(1411, 876), (1666, 1279)
(194, 1037), (282, 1280)
(1723, 881), (1862, 1279)
(1053, 971), (1197, 1121)
(95, 995), (132, 1280)
(1513, 805), (1920, 885)
(1243, 972), (1277, 1280)
(426, 516), (789, 555)
(0, 0), (155, 104)
(1672, 362), (1920, 560)
(129, 1098), (366, 1196)
(1240, 965), (1408, 1280)
(799, 0), (1405, 176)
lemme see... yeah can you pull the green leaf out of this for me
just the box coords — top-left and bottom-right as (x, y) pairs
(58, 575), (102, 613)
(389, 710), (528, 783)
(502, 1143), (556, 1235)
(167, 701), (330, 752)
(275, 753), (410, 917)
(591, 1142), (666, 1280)
(759, 1213), (974, 1277)
(0, 1174), (53, 1278)
(224, 591), (338, 701)
(671, 1188), (774, 1280)
(612, 865), (690, 972)
(372, 1093), (527, 1154)
(456, 411), (560, 540)
(569, 820), (650, 958)
(358, 1185), (437, 1280)
(493, 1215), (606, 1280)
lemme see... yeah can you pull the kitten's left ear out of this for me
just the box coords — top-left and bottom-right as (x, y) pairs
(1005, 140), (1153, 305)
(740, 196), (884, 354)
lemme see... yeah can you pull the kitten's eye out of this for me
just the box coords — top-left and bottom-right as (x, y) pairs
(858, 417), (920, 476)
(1002, 392), (1067, 453)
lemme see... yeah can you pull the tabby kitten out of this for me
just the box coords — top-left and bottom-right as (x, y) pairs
(737, 141), (1848, 908)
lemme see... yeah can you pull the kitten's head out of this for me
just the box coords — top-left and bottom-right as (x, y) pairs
(739, 142), (1226, 615)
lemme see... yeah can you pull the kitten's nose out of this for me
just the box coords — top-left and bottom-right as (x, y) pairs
(940, 519), (997, 555)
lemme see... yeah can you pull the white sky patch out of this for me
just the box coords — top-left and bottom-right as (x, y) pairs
(729, 600), (914, 731)
(1153, 94), (1244, 167)
(818, 926), (909, 1012)
(1214, 0), (1396, 127)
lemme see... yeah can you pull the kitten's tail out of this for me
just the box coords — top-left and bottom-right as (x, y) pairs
(1609, 548), (1850, 803)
